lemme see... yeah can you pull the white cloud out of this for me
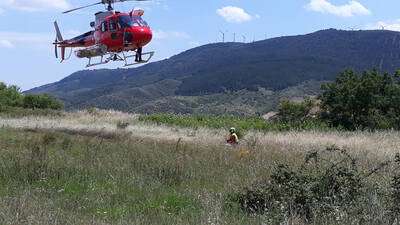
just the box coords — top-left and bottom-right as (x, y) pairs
(153, 30), (190, 40)
(0, 40), (14, 48)
(366, 20), (400, 31)
(0, 0), (70, 12)
(217, 6), (253, 23)
(0, 31), (51, 49)
(0, 8), (4, 14)
(306, 0), (371, 17)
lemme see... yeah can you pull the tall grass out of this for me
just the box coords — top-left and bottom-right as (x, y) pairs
(0, 128), (291, 224)
(139, 113), (330, 134)
(1, 111), (399, 157)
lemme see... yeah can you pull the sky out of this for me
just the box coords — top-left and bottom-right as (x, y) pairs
(1, 0), (400, 90)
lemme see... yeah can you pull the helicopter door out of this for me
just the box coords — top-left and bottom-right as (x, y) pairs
(108, 18), (123, 49)
(98, 21), (109, 46)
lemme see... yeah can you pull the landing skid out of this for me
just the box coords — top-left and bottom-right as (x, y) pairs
(85, 51), (155, 68)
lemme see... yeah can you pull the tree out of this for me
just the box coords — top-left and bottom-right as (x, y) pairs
(320, 70), (400, 130)
(0, 82), (24, 108)
(22, 94), (63, 110)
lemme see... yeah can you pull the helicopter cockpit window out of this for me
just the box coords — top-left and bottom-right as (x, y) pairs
(109, 19), (118, 31)
(101, 21), (108, 32)
(119, 15), (149, 28)
(134, 16), (148, 27)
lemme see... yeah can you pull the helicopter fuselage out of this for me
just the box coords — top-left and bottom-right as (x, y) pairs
(59, 11), (152, 51)
(55, 10), (153, 66)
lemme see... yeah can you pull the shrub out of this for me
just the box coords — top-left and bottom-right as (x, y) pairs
(23, 94), (63, 110)
(278, 98), (314, 124)
(391, 153), (400, 220)
(0, 82), (63, 112)
(228, 146), (392, 223)
(320, 70), (400, 130)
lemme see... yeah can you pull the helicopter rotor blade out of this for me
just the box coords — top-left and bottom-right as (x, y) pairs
(102, 0), (150, 3)
(63, 2), (102, 14)
(63, 0), (151, 14)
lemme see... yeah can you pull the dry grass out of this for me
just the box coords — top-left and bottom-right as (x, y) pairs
(1, 110), (399, 158)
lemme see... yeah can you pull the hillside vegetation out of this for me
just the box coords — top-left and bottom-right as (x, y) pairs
(140, 69), (400, 132)
(28, 29), (400, 114)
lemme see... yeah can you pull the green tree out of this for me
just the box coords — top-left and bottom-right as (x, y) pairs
(22, 94), (63, 110)
(0, 82), (24, 108)
(320, 70), (400, 130)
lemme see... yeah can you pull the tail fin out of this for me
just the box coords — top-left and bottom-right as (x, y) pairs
(54, 21), (65, 61)
(54, 21), (63, 42)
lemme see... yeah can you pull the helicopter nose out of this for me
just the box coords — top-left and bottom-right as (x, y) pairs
(132, 27), (152, 47)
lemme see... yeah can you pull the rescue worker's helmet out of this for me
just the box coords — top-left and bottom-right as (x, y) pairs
(229, 127), (236, 133)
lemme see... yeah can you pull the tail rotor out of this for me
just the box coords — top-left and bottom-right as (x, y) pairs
(54, 37), (59, 59)
(54, 21), (65, 61)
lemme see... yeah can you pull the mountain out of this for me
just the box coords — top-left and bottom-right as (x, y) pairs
(28, 29), (400, 115)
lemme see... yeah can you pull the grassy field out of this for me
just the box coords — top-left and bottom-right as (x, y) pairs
(1, 111), (400, 224)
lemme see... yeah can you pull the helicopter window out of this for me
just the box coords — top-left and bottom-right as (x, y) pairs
(119, 15), (148, 28)
(109, 19), (118, 31)
(101, 21), (108, 32)
(135, 17), (148, 27)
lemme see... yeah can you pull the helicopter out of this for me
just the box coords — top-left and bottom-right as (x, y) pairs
(53, 0), (154, 67)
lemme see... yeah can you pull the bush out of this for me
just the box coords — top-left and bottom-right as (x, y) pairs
(320, 70), (400, 130)
(22, 94), (63, 110)
(228, 146), (394, 223)
(278, 98), (314, 124)
(0, 82), (63, 112)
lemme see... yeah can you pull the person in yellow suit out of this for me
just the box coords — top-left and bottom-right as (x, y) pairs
(226, 127), (239, 145)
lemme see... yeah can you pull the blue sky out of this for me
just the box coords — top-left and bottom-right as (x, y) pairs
(1, 0), (400, 90)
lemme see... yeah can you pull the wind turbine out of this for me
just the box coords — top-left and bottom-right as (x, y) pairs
(219, 30), (227, 43)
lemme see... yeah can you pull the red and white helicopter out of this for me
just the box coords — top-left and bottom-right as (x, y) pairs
(54, 0), (153, 67)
